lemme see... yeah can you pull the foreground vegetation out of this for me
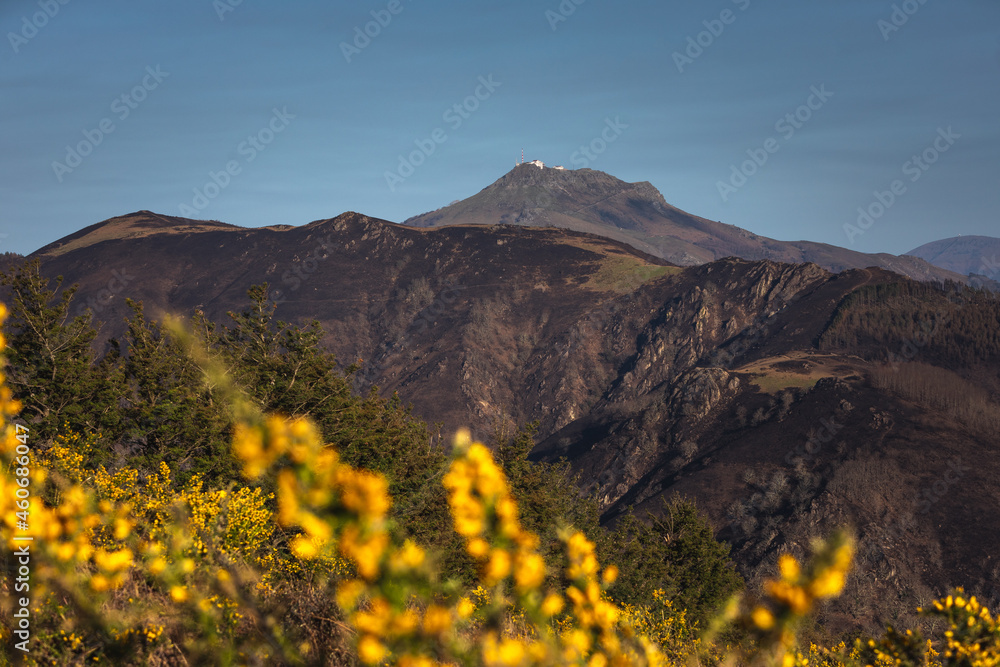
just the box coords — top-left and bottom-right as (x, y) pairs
(0, 260), (998, 665)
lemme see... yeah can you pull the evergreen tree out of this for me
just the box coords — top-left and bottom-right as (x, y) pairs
(120, 299), (234, 482)
(607, 497), (744, 627)
(0, 259), (122, 439)
(221, 285), (443, 495)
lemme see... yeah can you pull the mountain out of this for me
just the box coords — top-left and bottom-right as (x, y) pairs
(528, 267), (1000, 631)
(906, 235), (1000, 278)
(26, 209), (680, 434)
(405, 163), (964, 283)
(16, 208), (1000, 633)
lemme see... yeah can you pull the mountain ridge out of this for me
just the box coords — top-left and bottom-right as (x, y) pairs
(32, 210), (243, 258)
(405, 164), (965, 283)
(906, 235), (1000, 278)
(29, 164), (969, 287)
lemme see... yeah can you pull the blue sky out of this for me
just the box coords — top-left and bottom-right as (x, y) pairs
(2, 0), (998, 257)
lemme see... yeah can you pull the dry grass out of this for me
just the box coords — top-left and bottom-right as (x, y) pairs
(737, 352), (862, 394)
(582, 256), (677, 292)
(40, 214), (235, 258)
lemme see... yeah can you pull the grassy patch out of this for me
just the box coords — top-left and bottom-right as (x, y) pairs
(584, 256), (678, 292)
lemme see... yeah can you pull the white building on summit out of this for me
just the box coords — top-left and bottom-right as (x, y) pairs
(515, 154), (566, 170)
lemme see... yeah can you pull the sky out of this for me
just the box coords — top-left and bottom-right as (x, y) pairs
(1, 0), (998, 258)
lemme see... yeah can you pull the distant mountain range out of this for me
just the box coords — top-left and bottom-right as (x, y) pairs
(405, 163), (965, 283)
(906, 235), (1000, 281)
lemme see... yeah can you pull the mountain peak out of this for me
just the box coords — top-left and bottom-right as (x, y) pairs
(32, 211), (239, 258)
(497, 162), (634, 188)
(408, 164), (674, 230)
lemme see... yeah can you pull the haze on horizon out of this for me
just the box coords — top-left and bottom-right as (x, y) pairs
(1, 0), (998, 257)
